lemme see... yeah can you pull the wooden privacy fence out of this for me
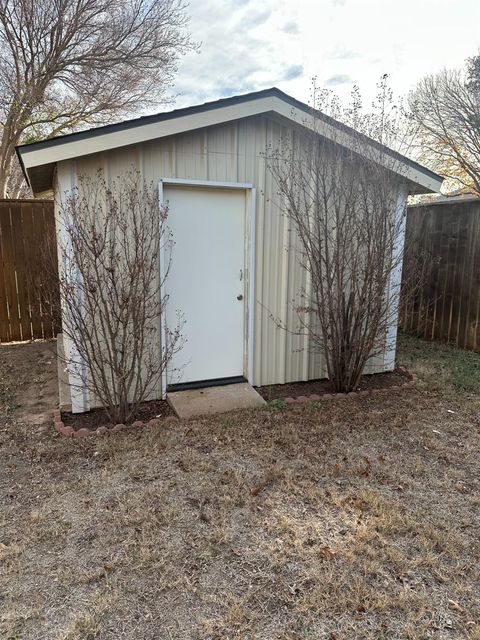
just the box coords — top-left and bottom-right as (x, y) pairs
(0, 199), (60, 342)
(399, 198), (480, 351)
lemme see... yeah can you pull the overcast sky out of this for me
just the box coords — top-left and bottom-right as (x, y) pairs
(172, 0), (480, 110)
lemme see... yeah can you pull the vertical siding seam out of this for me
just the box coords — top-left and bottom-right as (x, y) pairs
(260, 118), (268, 384)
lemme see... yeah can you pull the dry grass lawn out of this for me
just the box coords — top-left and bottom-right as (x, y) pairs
(0, 335), (479, 639)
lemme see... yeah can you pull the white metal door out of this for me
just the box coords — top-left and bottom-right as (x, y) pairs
(164, 185), (246, 385)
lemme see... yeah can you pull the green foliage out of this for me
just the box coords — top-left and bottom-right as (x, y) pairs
(398, 332), (480, 393)
(268, 399), (286, 410)
(0, 371), (17, 416)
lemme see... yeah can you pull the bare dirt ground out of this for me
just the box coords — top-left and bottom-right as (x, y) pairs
(0, 335), (479, 640)
(0, 340), (58, 426)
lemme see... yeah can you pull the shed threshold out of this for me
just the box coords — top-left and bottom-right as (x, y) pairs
(167, 376), (246, 393)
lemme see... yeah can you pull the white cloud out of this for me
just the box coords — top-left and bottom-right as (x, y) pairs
(171, 0), (480, 110)
(326, 73), (354, 86)
(282, 20), (299, 34)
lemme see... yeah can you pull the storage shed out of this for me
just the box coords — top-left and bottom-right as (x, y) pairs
(17, 88), (443, 413)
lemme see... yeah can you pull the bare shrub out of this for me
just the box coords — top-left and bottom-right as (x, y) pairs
(55, 170), (183, 423)
(267, 80), (412, 392)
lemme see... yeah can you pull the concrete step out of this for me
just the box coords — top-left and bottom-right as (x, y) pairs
(167, 382), (265, 419)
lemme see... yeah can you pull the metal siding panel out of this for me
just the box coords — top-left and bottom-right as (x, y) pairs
(243, 119), (264, 385)
(236, 120), (247, 183)
(252, 119), (268, 384)
(175, 131), (207, 180)
(265, 119), (288, 384)
(56, 160), (91, 412)
(106, 146), (141, 182)
(205, 125), (238, 182)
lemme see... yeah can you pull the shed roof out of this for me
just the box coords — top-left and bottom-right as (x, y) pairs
(409, 194), (479, 207)
(16, 87), (443, 194)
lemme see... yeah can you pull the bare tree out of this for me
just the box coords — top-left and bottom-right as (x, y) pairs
(0, 0), (194, 197)
(267, 80), (409, 392)
(56, 170), (183, 423)
(408, 55), (480, 195)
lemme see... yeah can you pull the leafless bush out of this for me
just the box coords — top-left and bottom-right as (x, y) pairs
(55, 170), (183, 423)
(267, 80), (412, 392)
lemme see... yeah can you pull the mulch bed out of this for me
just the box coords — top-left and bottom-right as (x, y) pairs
(60, 368), (411, 433)
(62, 399), (173, 431)
(257, 367), (410, 402)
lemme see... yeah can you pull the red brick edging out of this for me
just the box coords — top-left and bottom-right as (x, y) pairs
(281, 368), (418, 405)
(53, 409), (178, 439)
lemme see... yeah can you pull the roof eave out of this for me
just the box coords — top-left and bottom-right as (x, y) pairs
(17, 87), (443, 195)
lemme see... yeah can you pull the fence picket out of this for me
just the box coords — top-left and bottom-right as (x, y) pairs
(0, 199), (59, 343)
(401, 199), (480, 352)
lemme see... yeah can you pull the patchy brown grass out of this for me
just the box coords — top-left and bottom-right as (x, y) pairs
(0, 335), (479, 639)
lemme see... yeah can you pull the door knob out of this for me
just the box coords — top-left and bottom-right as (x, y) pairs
(237, 294), (243, 301)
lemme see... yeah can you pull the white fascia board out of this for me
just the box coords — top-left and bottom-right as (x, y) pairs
(269, 97), (443, 194)
(402, 168), (443, 194)
(20, 96), (277, 169)
(20, 93), (442, 194)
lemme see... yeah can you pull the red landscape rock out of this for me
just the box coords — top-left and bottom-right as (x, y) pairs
(75, 428), (91, 438)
